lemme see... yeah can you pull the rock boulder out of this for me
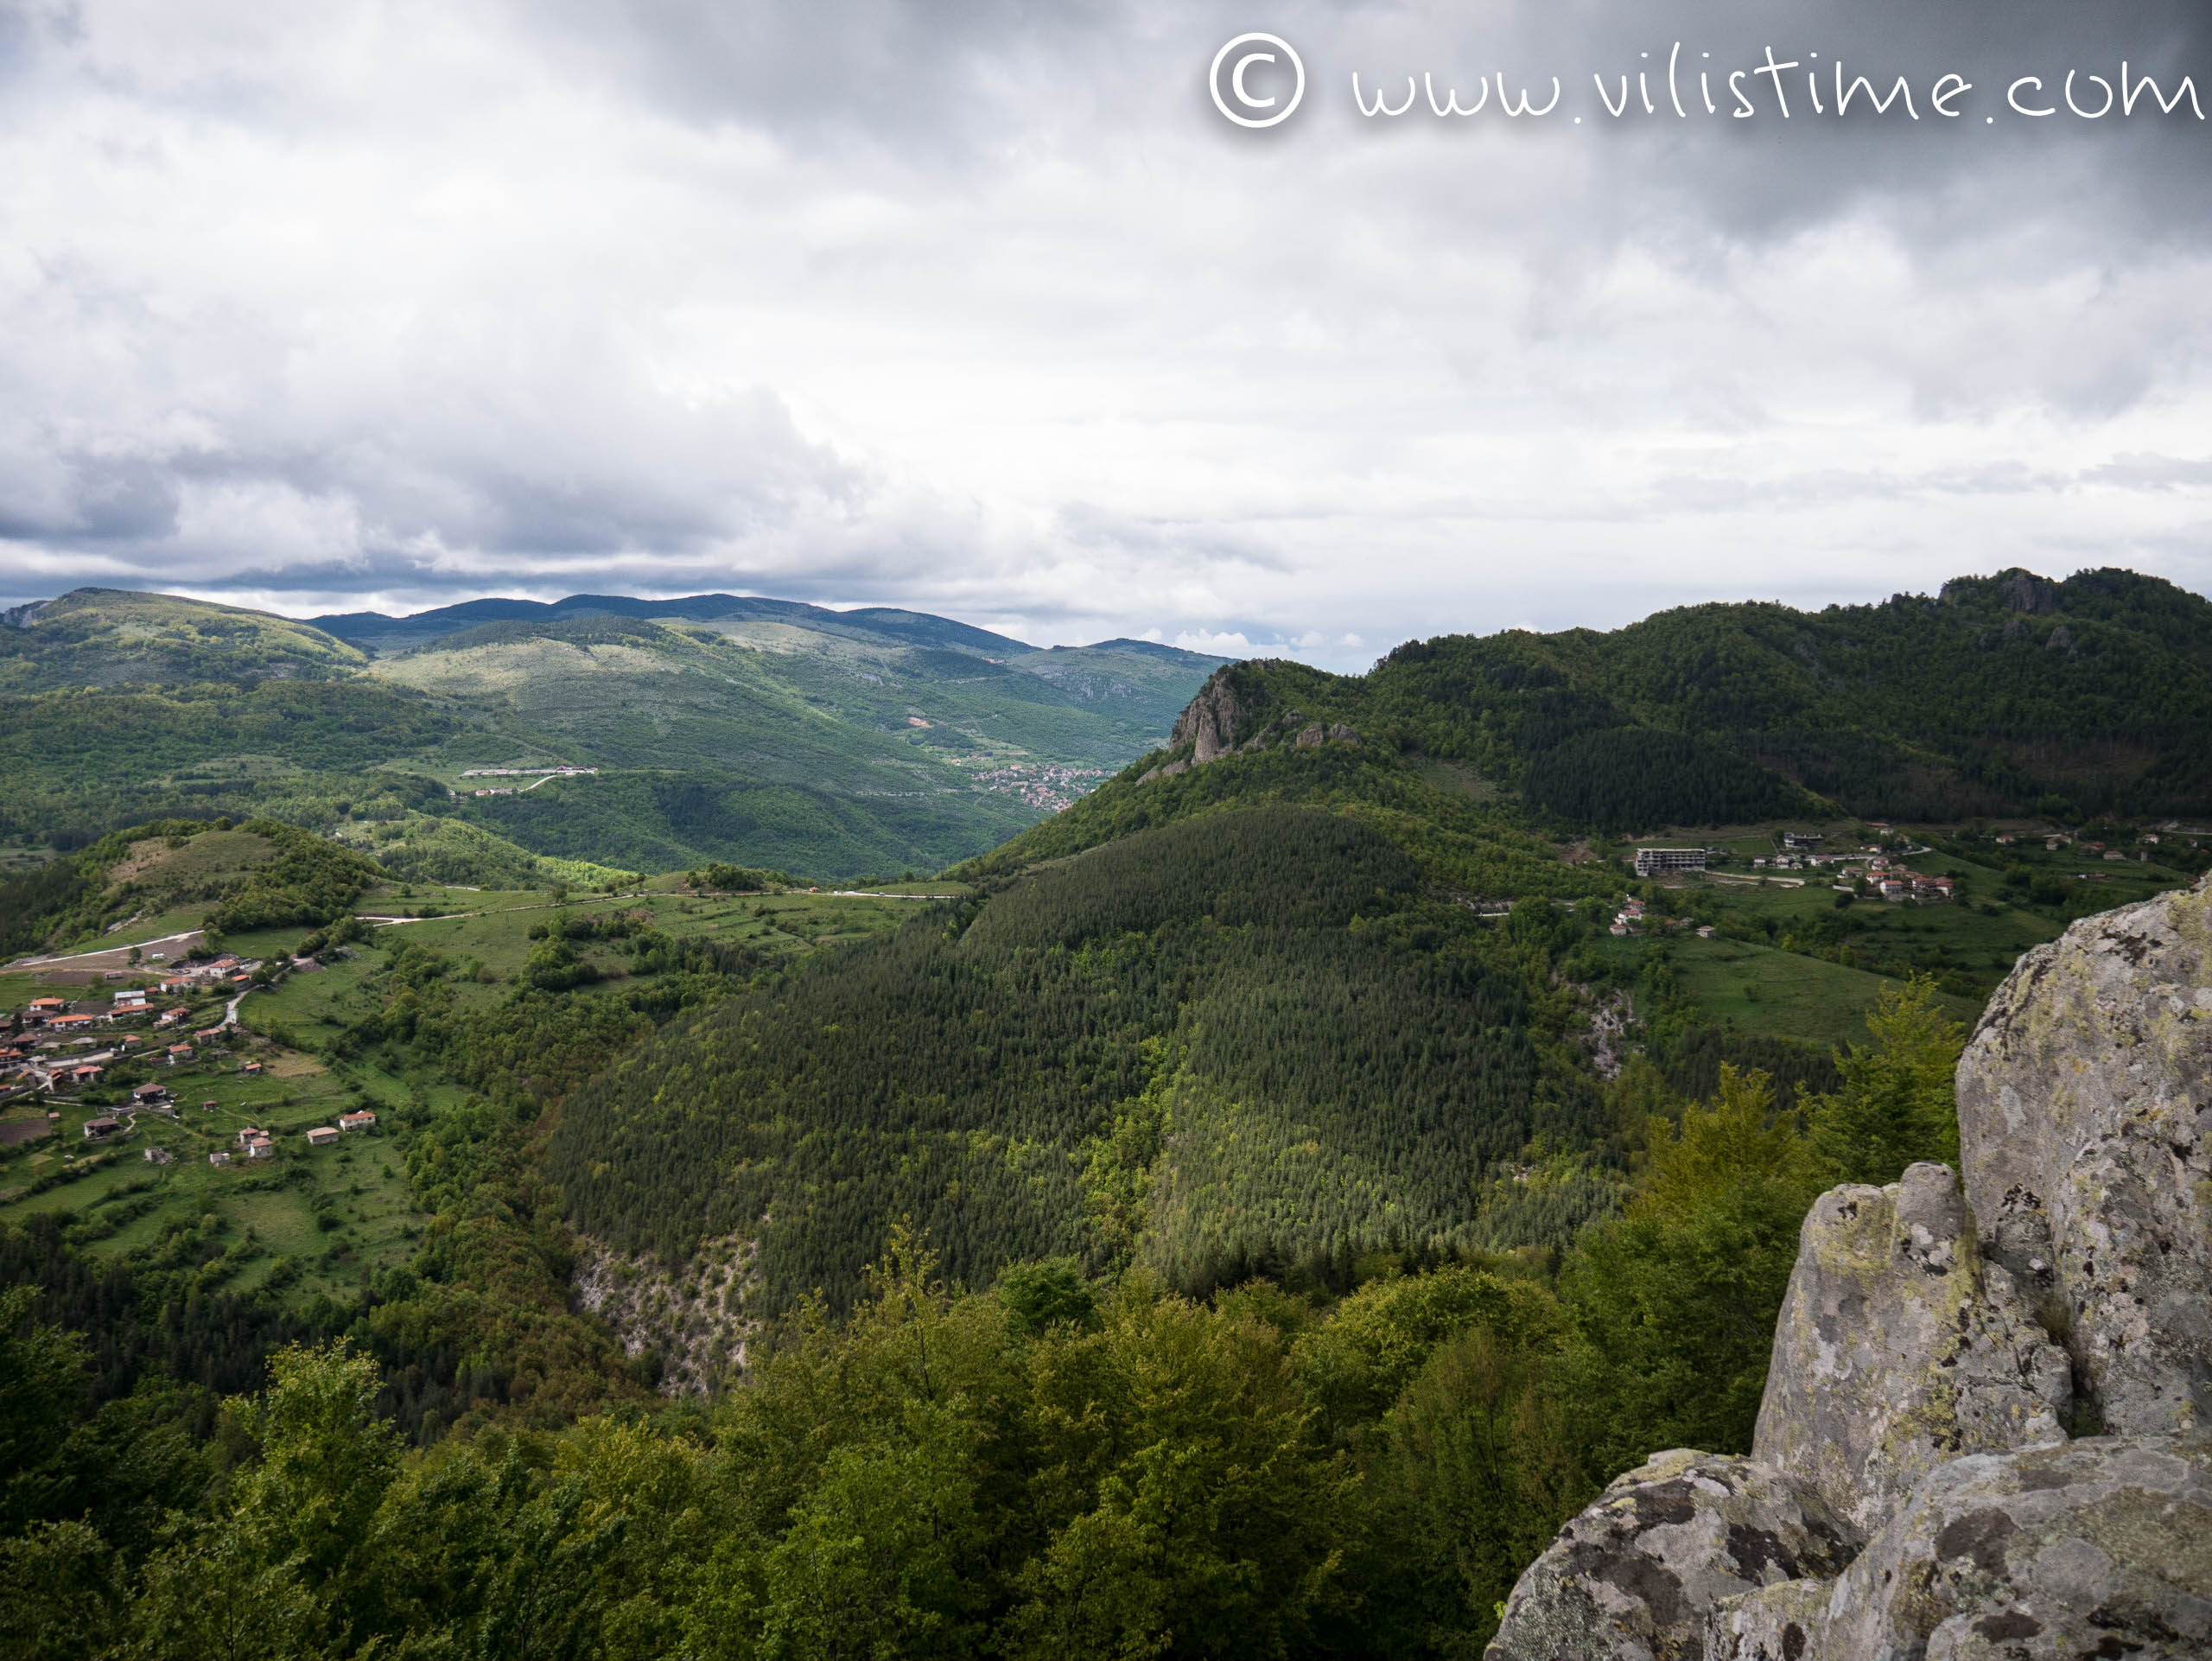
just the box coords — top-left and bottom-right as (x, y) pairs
(1167, 669), (1248, 764)
(1484, 1450), (1861, 1661)
(1955, 872), (2212, 1437)
(1751, 1162), (2070, 1535)
(1817, 1434), (2212, 1661)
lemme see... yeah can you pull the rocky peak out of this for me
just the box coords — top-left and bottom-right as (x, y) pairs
(1142, 671), (1360, 783)
(1167, 667), (1249, 763)
(1488, 873), (2212, 1661)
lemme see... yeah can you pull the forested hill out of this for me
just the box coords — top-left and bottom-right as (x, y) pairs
(0, 588), (1223, 876)
(988, 566), (2212, 836)
(550, 562), (2209, 1336)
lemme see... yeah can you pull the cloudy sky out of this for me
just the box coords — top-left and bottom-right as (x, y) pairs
(1, 0), (2207, 667)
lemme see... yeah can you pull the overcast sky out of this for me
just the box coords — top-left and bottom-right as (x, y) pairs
(1, 0), (2208, 667)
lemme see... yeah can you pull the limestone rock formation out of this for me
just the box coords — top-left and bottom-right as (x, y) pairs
(1955, 872), (2212, 1438)
(1751, 1163), (2070, 1535)
(1484, 1450), (1861, 1661)
(1489, 875), (2212, 1661)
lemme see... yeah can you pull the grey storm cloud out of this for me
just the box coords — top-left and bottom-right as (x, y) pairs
(0, 0), (2207, 659)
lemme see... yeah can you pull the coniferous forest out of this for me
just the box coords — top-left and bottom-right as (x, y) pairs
(3, 567), (2206, 1658)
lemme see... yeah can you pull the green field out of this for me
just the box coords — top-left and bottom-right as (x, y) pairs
(3, 874), (949, 1315)
(1665, 937), (1980, 1047)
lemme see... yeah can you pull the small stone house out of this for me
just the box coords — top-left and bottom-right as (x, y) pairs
(305, 1126), (340, 1148)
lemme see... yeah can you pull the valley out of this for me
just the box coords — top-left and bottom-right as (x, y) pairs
(3, 564), (2209, 1659)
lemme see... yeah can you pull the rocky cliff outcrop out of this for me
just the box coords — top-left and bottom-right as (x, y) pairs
(1751, 1163), (2070, 1536)
(1138, 671), (1361, 783)
(1168, 668), (1249, 765)
(1955, 875), (2211, 1439)
(1488, 873), (2212, 1661)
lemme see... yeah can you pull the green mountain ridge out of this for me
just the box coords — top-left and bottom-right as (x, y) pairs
(0, 588), (1225, 876)
(551, 563), (2212, 1333)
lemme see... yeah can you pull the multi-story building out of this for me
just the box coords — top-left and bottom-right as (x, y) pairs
(1633, 848), (1707, 877)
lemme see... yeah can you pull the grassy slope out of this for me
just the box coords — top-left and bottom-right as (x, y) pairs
(1, 877), (938, 1318)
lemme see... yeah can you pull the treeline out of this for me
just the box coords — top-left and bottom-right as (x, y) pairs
(0, 980), (1967, 1660)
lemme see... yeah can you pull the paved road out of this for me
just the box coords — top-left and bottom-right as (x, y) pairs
(5, 929), (204, 972)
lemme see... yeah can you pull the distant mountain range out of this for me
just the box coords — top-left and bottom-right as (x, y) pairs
(0, 588), (1225, 875)
(308, 591), (1037, 659)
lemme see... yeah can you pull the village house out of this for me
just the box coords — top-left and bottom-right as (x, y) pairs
(143, 1146), (172, 1165)
(157, 1007), (190, 1028)
(1878, 879), (1908, 902)
(245, 1137), (274, 1160)
(339, 1109), (378, 1132)
(159, 977), (196, 996)
(111, 989), (148, 1012)
(81, 1116), (120, 1140)
(235, 1126), (264, 1148)
(305, 1125), (340, 1148)
(65, 1064), (104, 1088)
(194, 1026), (227, 1044)
(48, 1013), (98, 1034)
(208, 1150), (230, 1167)
(28, 997), (67, 1020)
(1910, 875), (1956, 902)
(165, 1044), (194, 1066)
(130, 1083), (170, 1106)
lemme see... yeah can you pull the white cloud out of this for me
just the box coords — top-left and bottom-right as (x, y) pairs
(0, 0), (2209, 669)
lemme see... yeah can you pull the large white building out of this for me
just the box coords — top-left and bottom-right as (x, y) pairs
(1633, 848), (1707, 877)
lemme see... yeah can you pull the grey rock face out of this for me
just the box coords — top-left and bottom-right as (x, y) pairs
(1752, 1163), (2070, 1535)
(1166, 670), (1247, 763)
(1819, 1434), (2212, 1661)
(1705, 1579), (1830, 1661)
(1492, 879), (2212, 1660)
(1148, 674), (1360, 782)
(1955, 873), (2212, 1437)
(1483, 1450), (1861, 1661)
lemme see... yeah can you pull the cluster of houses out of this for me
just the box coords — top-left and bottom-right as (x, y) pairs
(208, 1108), (375, 1166)
(1865, 856), (1955, 905)
(1607, 897), (1718, 939)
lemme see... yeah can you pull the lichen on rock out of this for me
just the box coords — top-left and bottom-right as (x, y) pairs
(1751, 1162), (2069, 1536)
(1955, 871), (2211, 1438)
(1818, 1434), (2212, 1661)
(1482, 1450), (1861, 1661)
(1489, 875), (2212, 1661)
